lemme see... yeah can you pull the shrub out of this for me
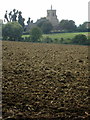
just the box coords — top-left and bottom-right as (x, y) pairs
(2, 22), (23, 41)
(24, 36), (31, 42)
(72, 34), (88, 45)
(60, 38), (64, 43)
(54, 38), (58, 43)
(30, 27), (42, 42)
(43, 37), (53, 43)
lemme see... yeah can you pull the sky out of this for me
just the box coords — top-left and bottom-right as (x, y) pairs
(0, 0), (89, 26)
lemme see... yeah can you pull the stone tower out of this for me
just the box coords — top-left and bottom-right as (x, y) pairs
(46, 5), (59, 26)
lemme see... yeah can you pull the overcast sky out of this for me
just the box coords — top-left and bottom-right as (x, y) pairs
(0, 0), (89, 26)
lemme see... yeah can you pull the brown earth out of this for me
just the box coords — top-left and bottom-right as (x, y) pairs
(2, 41), (90, 120)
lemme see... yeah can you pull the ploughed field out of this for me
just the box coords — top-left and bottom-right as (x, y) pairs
(2, 41), (89, 120)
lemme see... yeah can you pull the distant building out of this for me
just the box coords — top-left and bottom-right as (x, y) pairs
(25, 6), (59, 32)
(46, 5), (59, 27)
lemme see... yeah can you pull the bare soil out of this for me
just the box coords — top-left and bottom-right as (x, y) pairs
(2, 41), (89, 120)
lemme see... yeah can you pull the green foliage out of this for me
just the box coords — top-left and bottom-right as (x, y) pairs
(59, 19), (76, 32)
(36, 18), (53, 34)
(43, 36), (53, 43)
(23, 36), (31, 42)
(22, 32), (89, 45)
(18, 11), (25, 28)
(36, 18), (48, 27)
(2, 22), (23, 41)
(72, 34), (88, 45)
(30, 27), (42, 42)
(4, 9), (25, 29)
(60, 38), (64, 43)
(77, 22), (89, 32)
(54, 38), (59, 43)
(43, 32), (88, 40)
(41, 21), (53, 34)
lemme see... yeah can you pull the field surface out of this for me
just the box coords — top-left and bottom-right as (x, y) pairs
(2, 41), (89, 120)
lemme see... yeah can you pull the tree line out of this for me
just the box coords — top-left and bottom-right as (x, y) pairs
(2, 21), (89, 45)
(3, 9), (90, 34)
(2, 9), (90, 45)
(4, 9), (32, 30)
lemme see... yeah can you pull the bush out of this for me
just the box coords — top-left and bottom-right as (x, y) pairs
(53, 38), (58, 43)
(72, 34), (88, 45)
(43, 37), (53, 43)
(60, 38), (64, 43)
(24, 36), (31, 42)
(2, 22), (23, 41)
(30, 27), (42, 42)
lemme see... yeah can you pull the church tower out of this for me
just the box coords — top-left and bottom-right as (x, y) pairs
(46, 5), (59, 27)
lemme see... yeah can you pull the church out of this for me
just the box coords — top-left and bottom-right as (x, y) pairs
(26, 5), (59, 31)
(46, 5), (59, 27)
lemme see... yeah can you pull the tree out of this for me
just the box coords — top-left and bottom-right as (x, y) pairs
(77, 22), (90, 32)
(2, 22), (23, 41)
(30, 27), (42, 42)
(36, 18), (53, 34)
(41, 21), (53, 34)
(18, 11), (25, 28)
(36, 17), (48, 27)
(4, 9), (25, 29)
(72, 34), (88, 45)
(59, 19), (77, 32)
(4, 11), (9, 22)
(27, 17), (31, 25)
(12, 9), (18, 21)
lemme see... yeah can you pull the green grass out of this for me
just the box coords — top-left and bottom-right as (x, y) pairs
(22, 32), (89, 39)
(22, 32), (89, 44)
(22, 35), (30, 38)
(43, 32), (89, 40)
